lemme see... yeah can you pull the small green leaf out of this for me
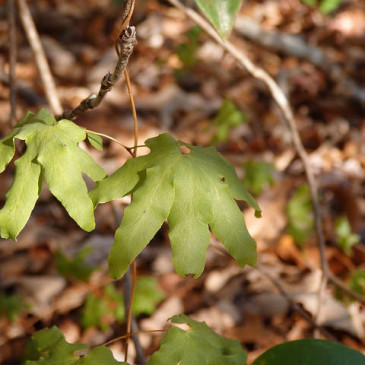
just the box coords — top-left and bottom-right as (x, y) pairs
(211, 99), (247, 143)
(133, 277), (165, 316)
(252, 339), (365, 365)
(176, 26), (201, 66)
(335, 216), (360, 255)
(91, 133), (260, 279)
(193, 0), (242, 39)
(81, 284), (124, 331)
(0, 293), (27, 322)
(0, 146), (42, 240)
(56, 247), (96, 282)
(87, 133), (103, 151)
(287, 185), (314, 244)
(349, 270), (365, 296)
(147, 314), (247, 365)
(0, 109), (107, 239)
(320, 0), (342, 13)
(243, 160), (275, 196)
(25, 326), (128, 364)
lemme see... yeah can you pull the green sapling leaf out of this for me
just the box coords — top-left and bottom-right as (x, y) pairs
(0, 109), (107, 240)
(87, 132), (103, 151)
(147, 314), (247, 365)
(252, 338), (365, 365)
(193, 0), (242, 39)
(90, 133), (260, 279)
(26, 326), (128, 364)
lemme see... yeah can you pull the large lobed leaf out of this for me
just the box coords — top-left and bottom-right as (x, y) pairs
(90, 133), (260, 279)
(193, 0), (242, 39)
(252, 338), (365, 365)
(147, 314), (247, 365)
(0, 109), (106, 240)
(26, 326), (128, 365)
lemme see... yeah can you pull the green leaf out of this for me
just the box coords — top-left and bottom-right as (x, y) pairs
(0, 293), (27, 322)
(349, 270), (365, 296)
(81, 278), (164, 331)
(0, 109), (107, 239)
(243, 160), (275, 196)
(81, 284), (124, 331)
(193, 0), (242, 39)
(87, 133), (103, 151)
(56, 247), (96, 282)
(252, 339), (365, 365)
(287, 185), (314, 244)
(335, 216), (360, 255)
(133, 277), (165, 316)
(176, 26), (202, 66)
(211, 99), (247, 143)
(91, 133), (260, 279)
(0, 145), (42, 240)
(320, 0), (342, 13)
(25, 326), (128, 364)
(147, 314), (247, 365)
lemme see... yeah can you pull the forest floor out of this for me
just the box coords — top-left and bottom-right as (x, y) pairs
(0, 0), (364, 363)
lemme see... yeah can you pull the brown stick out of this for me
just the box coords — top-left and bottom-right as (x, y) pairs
(8, 0), (17, 127)
(167, 0), (365, 307)
(60, 27), (137, 121)
(17, 0), (62, 115)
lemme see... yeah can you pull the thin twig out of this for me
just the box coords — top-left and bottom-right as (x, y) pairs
(254, 264), (338, 341)
(166, 0), (365, 307)
(17, 0), (62, 115)
(8, 0), (17, 127)
(124, 69), (139, 158)
(61, 27), (137, 120)
(102, 329), (166, 348)
(112, 202), (145, 365)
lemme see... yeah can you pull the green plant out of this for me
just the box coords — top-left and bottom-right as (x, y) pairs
(3, 0), (364, 364)
(349, 270), (365, 296)
(211, 98), (247, 144)
(252, 338), (365, 365)
(287, 185), (314, 244)
(56, 247), (97, 282)
(335, 215), (360, 255)
(300, 0), (343, 14)
(0, 292), (27, 322)
(26, 326), (127, 365)
(81, 278), (164, 331)
(176, 26), (202, 66)
(243, 160), (275, 196)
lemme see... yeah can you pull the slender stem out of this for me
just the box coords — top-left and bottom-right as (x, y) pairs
(17, 0), (62, 115)
(8, 0), (17, 127)
(102, 329), (166, 347)
(124, 259), (137, 362)
(84, 129), (131, 151)
(124, 69), (139, 158)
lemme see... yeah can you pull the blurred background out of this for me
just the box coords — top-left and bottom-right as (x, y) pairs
(0, 0), (364, 363)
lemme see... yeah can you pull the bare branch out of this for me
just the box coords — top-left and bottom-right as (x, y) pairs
(17, 0), (62, 115)
(60, 27), (137, 121)
(8, 0), (17, 127)
(234, 15), (365, 104)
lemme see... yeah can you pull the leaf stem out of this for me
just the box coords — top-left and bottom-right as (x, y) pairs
(84, 129), (146, 155)
(102, 329), (166, 347)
